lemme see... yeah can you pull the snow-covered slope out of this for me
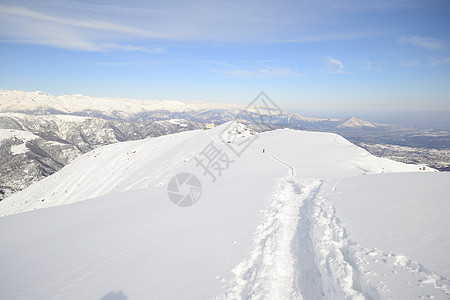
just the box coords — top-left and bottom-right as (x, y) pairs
(0, 123), (417, 217)
(0, 89), (382, 199)
(0, 122), (447, 300)
(331, 173), (450, 279)
(330, 172), (450, 299)
(0, 112), (204, 199)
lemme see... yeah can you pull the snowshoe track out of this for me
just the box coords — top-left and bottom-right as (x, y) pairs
(221, 152), (364, 299)
(220, 152), (449, 299)
(220, 178), (322, 299)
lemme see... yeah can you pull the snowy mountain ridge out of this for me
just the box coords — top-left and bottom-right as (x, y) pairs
(0, 89), (242, 117)
(0, 122), (448, 299)
(0, 89), (382, 200)
(0, 89), (370, 125)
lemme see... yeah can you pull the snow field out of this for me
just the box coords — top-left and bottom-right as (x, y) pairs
(221, 159), (320, 299)
(0, 128), (39, 141)
(0, 130), (212, 216)
(329, 173), (450, 299)
(0, 122), (447, 299)
(0, 128), (40, 154)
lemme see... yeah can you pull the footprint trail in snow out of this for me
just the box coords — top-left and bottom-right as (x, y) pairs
(220, 152), (450, 300)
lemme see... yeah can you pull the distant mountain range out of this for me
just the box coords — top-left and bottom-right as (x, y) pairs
(0, 89), (376, 128)
(0, 89), (448, 199)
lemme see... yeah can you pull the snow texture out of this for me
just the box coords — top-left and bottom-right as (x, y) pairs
(0, 128), (38, 155)
(0, 122), (447, 300)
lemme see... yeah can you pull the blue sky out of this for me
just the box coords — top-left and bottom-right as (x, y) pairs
(1, 0), (450, 114)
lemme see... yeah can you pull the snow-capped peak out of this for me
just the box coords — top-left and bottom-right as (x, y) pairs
(337, 116), (376, 128)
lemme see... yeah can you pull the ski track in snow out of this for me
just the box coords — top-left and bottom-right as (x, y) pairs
(219, 153), (320, 299)
(220, 152), (450, 300)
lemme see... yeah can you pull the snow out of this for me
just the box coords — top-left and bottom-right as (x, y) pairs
(330, 173), (450, 279)
(0, 123), (419, 217)
(0, 122), (447, 299)
(0, 128), (38, 154)
(0, 89), (242, 117)
(10, 143), (27, 155)
(337, 117), (376, 128)
(0, 128), (38, 141)
(168, 118), (187, 126)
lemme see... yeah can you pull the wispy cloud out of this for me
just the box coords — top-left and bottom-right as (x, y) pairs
(211, 66), (303, 78)
(365, 61), (383, 71)
(0, 0), (399, 51)
(400, 60), (422, 67)
(99, 43), (164, 53)
(398, 35), (446, 51)
(269, 32), (374, 44)
(40, 1), (164, 16)
(0, 36), (163, 53)
(0, 5), (163, 37)
(0, 1), (437, 56)
(400, 56), (450, 67)
(258, 66), (301, 77)
(324, 56), (348, 74)
(429, 57), (450, 66)
(0, 4), (164, 52)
